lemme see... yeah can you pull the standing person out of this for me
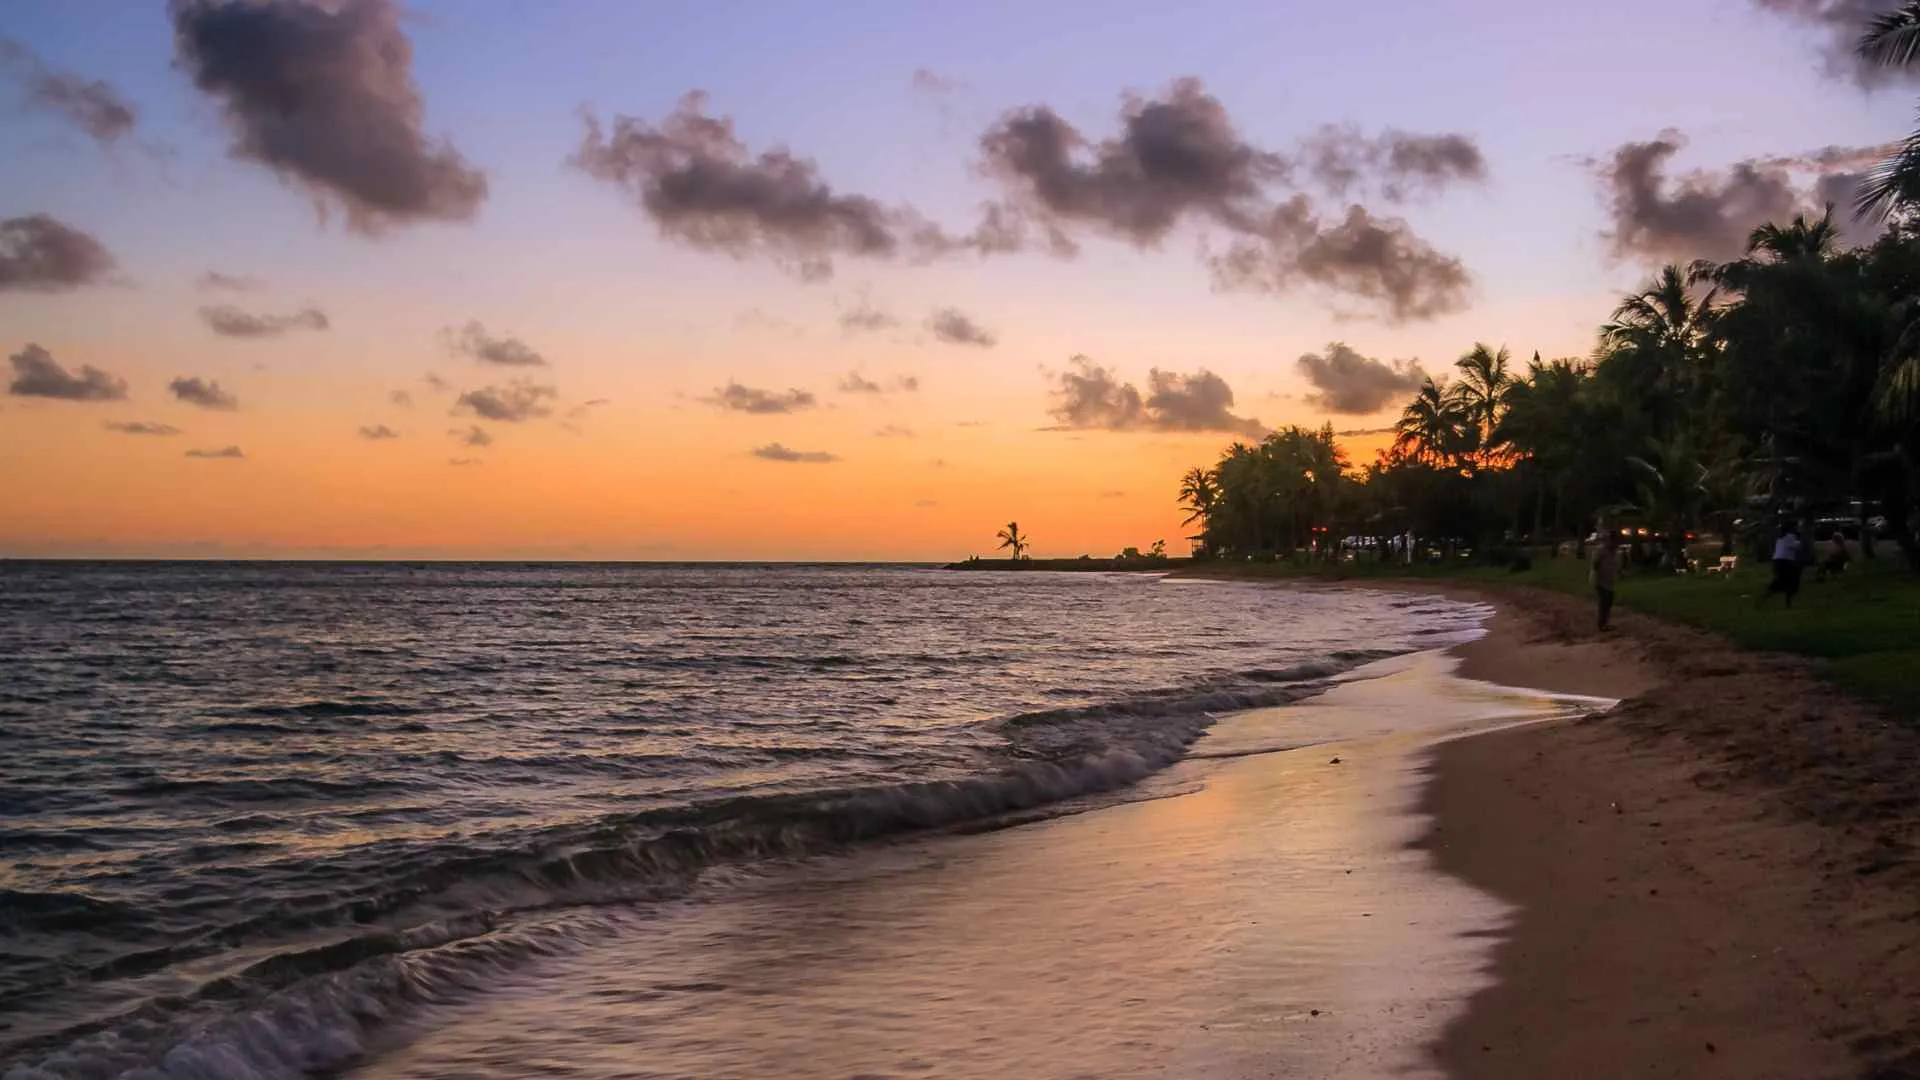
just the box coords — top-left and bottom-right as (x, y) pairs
(1761, 522), (1804, 607)
(1591, 532), (1621, 632)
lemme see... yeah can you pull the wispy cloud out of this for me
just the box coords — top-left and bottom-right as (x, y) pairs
(104, 420), (181, 436)
(751, 442), (839, 463)
(185, 445), (244, 459)
(0, 37), (137, 143)
(168, 376), (239, 410)
(927, 307), (997, 348)
(199, 304), (329, 338)
(443, 320), (547, 366)
(455, 381), (556, 422)
(703, 381), (817, 414)
(450, 424), (493, 447)
(358, 424), (400, 440)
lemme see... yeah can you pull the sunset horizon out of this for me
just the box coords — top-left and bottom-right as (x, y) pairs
(3, 0), (1907, 560)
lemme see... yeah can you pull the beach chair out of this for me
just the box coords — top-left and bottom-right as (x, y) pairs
(1708, 555), (1738, 576)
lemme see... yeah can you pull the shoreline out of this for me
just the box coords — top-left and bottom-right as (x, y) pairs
(1410, 583), (1920, 1078)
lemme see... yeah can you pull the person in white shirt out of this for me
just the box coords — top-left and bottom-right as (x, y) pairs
(1761, 522), (1803, 607)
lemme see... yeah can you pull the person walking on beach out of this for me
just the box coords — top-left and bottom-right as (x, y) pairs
(1591, 531), (1621, 632)
(1761, 522), (1804, 607)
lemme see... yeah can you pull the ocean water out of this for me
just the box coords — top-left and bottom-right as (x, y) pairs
(0, 562), (1487, 1080)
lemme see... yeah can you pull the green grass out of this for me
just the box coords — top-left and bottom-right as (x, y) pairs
(1187, 553), (1920, 720)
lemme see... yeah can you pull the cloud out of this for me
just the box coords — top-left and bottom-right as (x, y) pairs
(7, 344), (127, 401)
(572, 91), (975, 280)
(185, 445), (244, 459)
(703, 380), (817, 414)
(1334, 425), (1395, 437)
(751, 442), (839, 463)
(840, 372), (884, 393)
(839, 297), (899, 333)
(197, 270), (261, 291)
(359, 423), (400, 439)
(104, 420), (182, 436)
(0, 214), (117, 293)
(448, 456), (481, 466)
(977, 78), (1480, 321)
(168, 376), (240, 410)
(875, 424), (916, 437)
(443, 320), (547, 367)
(450, 424), (492, 447)
(735, 307), (806, 336)
(389, 388), (414, 407)
(1753, 0), (1915, 86)
(455, 381), (556, 422)
(1296, 125), (1487, 202)
(199, 303), (329, 338)
(914, 499), (939, 508)
(1595, 131), (1884, 263)
(911, 68), (965, 98)
(1047, 355), (1263, 435)
(1098, 489), (1127, 498)
(1295, 342), (1427, 414)
(169, 0), (488, 234)
(0, 37), (137, 143)
(422, 372), (451, 393)
(927, 307), (997, 347)
(1209, 198), (1472, 322)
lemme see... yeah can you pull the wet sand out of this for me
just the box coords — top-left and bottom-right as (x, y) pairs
(351, 650), (1598, 1080)
(1419, 585), (1920, 1079)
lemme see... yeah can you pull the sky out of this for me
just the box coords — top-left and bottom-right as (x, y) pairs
(0, 0), (1913, 560)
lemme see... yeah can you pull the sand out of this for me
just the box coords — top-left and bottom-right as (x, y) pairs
(1420, 584), (1920, 1079)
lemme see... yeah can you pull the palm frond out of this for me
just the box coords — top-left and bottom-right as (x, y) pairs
(1857, 2), (1920, 68)
(1856, 123), (1920, 222)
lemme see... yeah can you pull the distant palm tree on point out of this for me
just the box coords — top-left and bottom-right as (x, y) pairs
(996, 521), (1029, 560)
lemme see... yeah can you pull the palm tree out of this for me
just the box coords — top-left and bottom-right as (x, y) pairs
(1449, 343), (1516, 470)
(1857, 3), (1920, 220)
(1599, 265), (1717, 440)
(995, 521), (1029, 560)
(1177, 467), (1218, 527)
(1394, 377), (1466, 467)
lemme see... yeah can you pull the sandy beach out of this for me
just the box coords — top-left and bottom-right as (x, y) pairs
(1418, 584), (1920, 1079)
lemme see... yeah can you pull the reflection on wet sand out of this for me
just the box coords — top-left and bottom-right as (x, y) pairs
(353, 652), (1604, 1080)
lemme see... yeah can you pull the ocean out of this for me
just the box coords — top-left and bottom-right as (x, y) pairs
(0, 562), (1499, 1079)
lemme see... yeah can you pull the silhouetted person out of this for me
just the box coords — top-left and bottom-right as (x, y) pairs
(1819, 529), (1851, 581)
(1591, 532), (1621, 632)
(1761, 523), (1803, 607)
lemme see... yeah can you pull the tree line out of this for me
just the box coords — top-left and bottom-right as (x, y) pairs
(1177, 211), (1920, 572)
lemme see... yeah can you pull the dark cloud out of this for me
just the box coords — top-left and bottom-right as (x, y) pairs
(1211, 198), (1471, 321)
(389, 388), (414, 407)
(1295, 342), (1427, 414)
(840, 372), (884, 393)
(169, 0), (488, 234)
(423, 372), (451, 393)
(359, 423), (399, 439)
(197, 270), (261, 291)
(168, 375), (239, 410)
(977, 79), (1480, 321)
(839, 297), (899, 333)
(105, 420), (182, 436)
(1334, 425), (1395, 437)
(0, 214), (117, 293)
(979, 78), (1286, 245)
(455, 381), (556, 422)
(703, 381), (817, 414)
(875, 424), (916, 437)
(185, 445), (244, 459)
(751, 442), (839, 463)
(927, 307), (997, 347)
(451, 424), (492, 447)
(0, 37), (137, 142)
(200, 303), (329, 338)
(443, 321), (546, 367)
(1297, 125), (1486, 202)
(7, 344), (128, 401)
(572, 92), (984, 280)
(1753, 0), (1914, 86)
(1597, 132), (1884, 263)
(1047, 355), (1263, 435)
